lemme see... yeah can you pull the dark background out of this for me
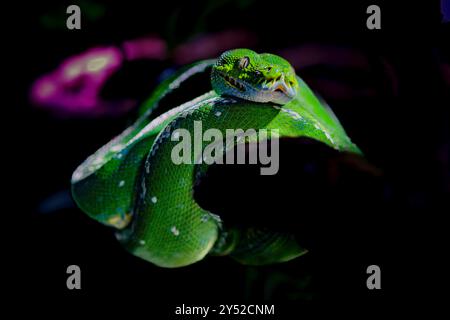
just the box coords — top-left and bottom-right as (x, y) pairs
(9, 0), (449, 317)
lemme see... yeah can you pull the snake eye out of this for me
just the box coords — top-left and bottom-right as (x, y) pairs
(238, 56), (250, 69)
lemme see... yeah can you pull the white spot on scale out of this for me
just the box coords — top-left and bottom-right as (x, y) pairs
(151, 196), (157, 203)
(118, 180), (125, 187)
(215, 111), (222, 117)
(139, 240), (145, 245)
(170, 226), (180, 236)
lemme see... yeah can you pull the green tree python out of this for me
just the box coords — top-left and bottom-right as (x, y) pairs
(71, 49), (361, 268)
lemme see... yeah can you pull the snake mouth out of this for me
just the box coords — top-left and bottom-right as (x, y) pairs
(264, 78), (297, 99)
(273, 83), (289, 95)
(216, 71), (297, 104)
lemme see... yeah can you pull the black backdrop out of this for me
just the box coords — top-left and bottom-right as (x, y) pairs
(8, 0), (449, 317)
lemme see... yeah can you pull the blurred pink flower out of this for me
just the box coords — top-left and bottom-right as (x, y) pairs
(122, 36), (167, 61)
(30, 46), (133, 116)
(173, 29), (257, 64)
(29, 31), (261, 117)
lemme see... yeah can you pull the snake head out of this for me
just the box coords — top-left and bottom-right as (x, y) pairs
(211, 49), (299, 104)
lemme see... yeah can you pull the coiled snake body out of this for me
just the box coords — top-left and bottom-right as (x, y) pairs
(72, 49), (361, 267)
